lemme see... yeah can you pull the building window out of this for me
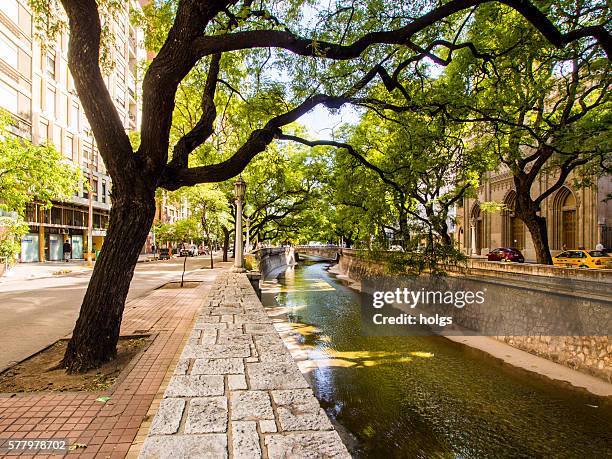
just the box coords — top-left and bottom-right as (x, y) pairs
(17, 93), (30, 121)
(0, 83), (18, 113)
(45, 87), (55, 116)
(70, 103), (79, 130)
(553, 187), (578, 250)
(0, 34), (18, 68)
(39, 121), (48, 143)
(46, 54), (56, 80)
(101, 181), (107, 203)
(82, 143), (92, 168)
(115, 85), (125, 106)
(0, 0), (18, 23)
(62, 134), (70, 158)
(92, 178), (98, 201)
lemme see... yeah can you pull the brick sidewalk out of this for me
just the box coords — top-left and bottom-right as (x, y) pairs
(0, 266), (227, 458)
(139, 272), (349, 458)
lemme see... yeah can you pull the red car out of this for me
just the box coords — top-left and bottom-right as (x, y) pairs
(487, 247), (525, 263)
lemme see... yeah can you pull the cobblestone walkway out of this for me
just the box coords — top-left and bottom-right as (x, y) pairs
(140, 272), (349, 458)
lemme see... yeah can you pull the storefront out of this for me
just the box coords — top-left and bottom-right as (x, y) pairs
(21, 202), (110, 262)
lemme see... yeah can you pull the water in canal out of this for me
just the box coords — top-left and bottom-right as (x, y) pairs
(261, 261), (612, 458)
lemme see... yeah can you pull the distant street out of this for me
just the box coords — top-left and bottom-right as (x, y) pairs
(0, 256), (220, 371)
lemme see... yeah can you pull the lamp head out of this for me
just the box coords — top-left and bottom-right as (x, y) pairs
(234, 176), (247, 200)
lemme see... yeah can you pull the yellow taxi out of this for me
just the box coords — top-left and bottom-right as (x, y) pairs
(552, 250), (612, 269)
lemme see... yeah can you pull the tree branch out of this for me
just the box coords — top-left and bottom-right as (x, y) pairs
(59, 0), (134, 191)
(194, 0), (612, 60)
(169, 53), (222, 169)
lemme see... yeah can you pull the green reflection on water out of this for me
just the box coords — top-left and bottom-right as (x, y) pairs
(262, 262), (612, 458)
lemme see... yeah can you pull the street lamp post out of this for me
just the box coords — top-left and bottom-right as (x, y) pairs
(232, 176), (247, 272)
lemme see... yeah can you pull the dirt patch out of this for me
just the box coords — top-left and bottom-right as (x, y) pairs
(161, 281), (201, 289)
(0, 336), (150, 393)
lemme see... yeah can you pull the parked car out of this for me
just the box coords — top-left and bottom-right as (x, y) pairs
(180, 245), (198, 257)
(158, 248), (171, 260)
(553, 250), (612, 269)
(486, 247), (525, 263)
(389, 245), (405, 252)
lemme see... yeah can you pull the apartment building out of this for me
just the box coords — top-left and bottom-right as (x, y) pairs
(0, 0), (146, 262)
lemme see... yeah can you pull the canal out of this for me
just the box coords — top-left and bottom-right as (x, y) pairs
(261, 261), (612, 458)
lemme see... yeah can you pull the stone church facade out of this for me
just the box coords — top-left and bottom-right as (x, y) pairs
(456, 170), (612, 261)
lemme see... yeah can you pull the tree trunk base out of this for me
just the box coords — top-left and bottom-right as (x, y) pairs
(61, 196), (155, 373)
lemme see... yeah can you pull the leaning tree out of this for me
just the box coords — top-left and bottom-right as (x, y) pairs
(36, 0), (611, 372)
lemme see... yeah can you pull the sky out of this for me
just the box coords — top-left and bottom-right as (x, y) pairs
(299, 105), (362, 140)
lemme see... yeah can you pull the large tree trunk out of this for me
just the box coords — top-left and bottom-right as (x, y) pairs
(514, 176), (553, 265)
(520, 210), (553, 264)
(61, 193), (156, 373)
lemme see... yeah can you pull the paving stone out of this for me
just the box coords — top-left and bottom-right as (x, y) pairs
(259, 419), (277, 433)
(221, 314), (234, 323)
(174, 359), (190, 375)
(253, 334), (284, 347)
(212, 306), (244, 315)
(181, 343), (251, 359)
(233, 313), (272, 325)
(184, 397), (227, 433)
(271, 389), (320, 409)
(140, 434), (227, 458)
(216, 333), (252, 345)
(231, 421), (261, 459)
(228, 374), (248, 390)
(200, 332), (218, 345)
(196, 322), (228, 331)
(264, 431), (350, 459)
(149, 398), (185, 435)
(164, 375), (224, 397)
(192, 358), (244, 375)
(246, 362), (310, 390)
(276, 406), (333, 431)
(231, 390), (274, 420)
(244, 323), (277, 334)
(194, 315), (221, 324)
(256, 348), (295, 363)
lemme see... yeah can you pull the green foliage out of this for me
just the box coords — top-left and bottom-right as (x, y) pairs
(29, 0), (124, 72)
(0, 215), (28, 262)
(0, 111), (81, 215)
(360, 241), (468, 277)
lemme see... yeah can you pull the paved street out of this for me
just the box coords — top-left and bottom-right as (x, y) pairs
(0, 255), (221, 371)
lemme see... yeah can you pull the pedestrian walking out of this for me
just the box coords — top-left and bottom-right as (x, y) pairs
(63, 240), (72, 262)
(595, 242), (604, 251)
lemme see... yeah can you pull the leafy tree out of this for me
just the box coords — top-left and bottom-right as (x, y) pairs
(0, 111), (80, 215)
(442, 4), (611, 263)
(0, 111), (80, 260)
(31, 0), (611, 371)
(184, 184), (229, 267)
(286, 108), (491, 249)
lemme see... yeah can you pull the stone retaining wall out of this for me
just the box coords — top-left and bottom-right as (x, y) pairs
(249, 247), (296, 279)
(140, 272), (349, 458)
(335, 251), (612, 382)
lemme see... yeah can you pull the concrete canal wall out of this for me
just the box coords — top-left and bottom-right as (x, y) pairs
(334, 250), (612, 383)
(248, 247), (296, 280)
